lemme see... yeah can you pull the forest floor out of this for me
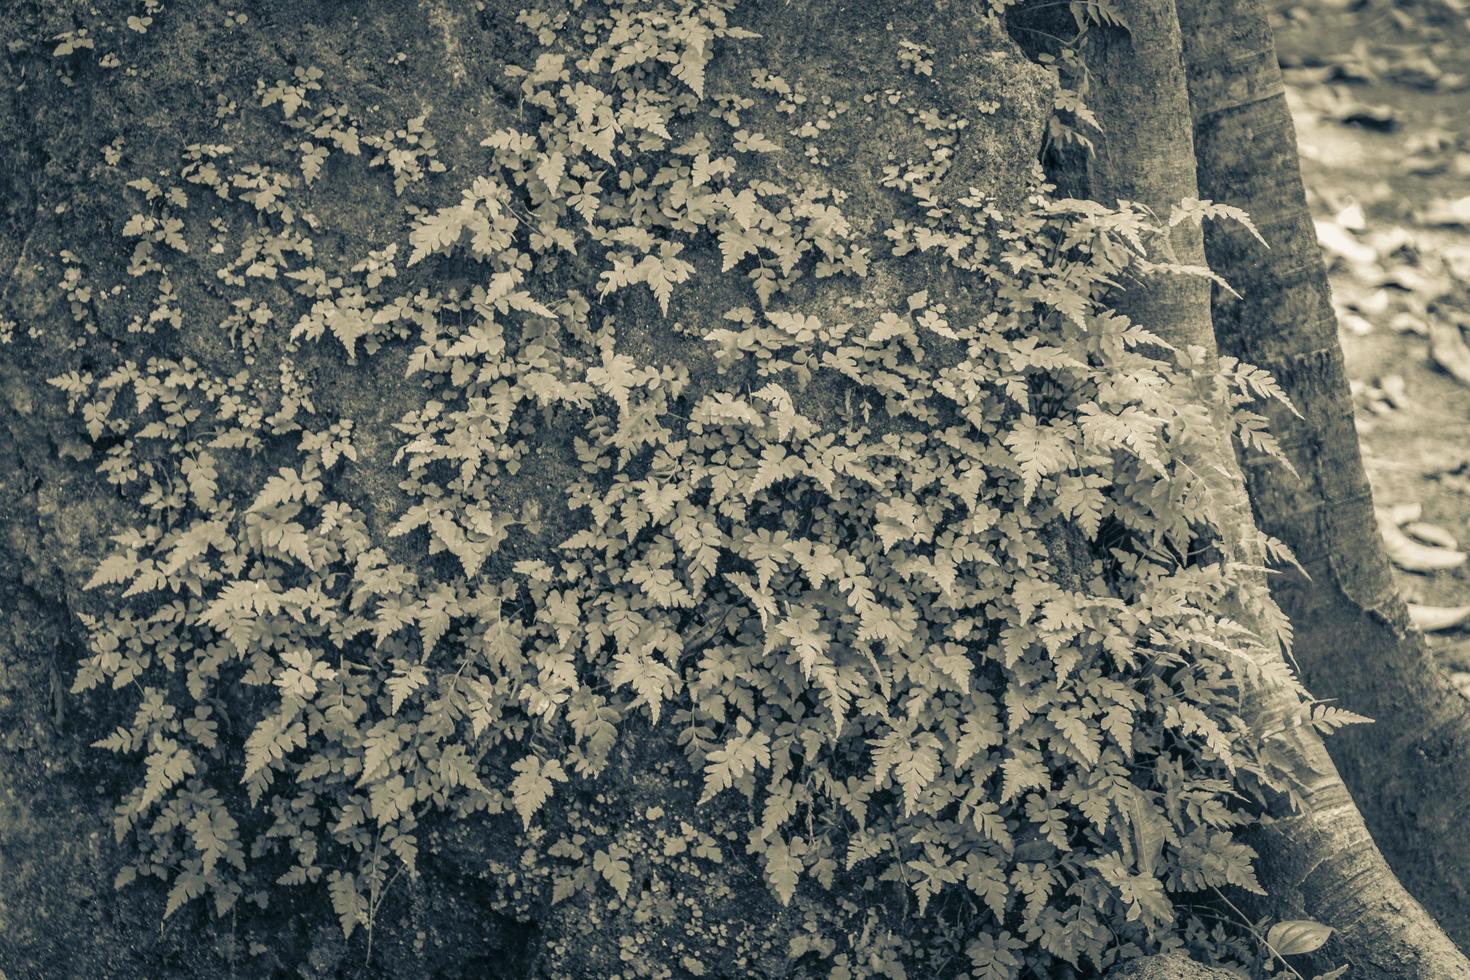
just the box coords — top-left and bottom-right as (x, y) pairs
(1272, 0), (1470, 683)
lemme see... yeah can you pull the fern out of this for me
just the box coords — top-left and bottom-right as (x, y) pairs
(51, 1), (1315, 973)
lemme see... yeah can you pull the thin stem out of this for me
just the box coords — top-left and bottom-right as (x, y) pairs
(1210, 885), (1308, 980)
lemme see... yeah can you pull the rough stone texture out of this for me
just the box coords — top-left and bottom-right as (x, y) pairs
(0, 1), (1052, 976)
(1107, 953), (1246, 980)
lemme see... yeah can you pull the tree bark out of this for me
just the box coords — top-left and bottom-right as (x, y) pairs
(1180, 0), (1470, 950)
(1079, 1), (1470, 974)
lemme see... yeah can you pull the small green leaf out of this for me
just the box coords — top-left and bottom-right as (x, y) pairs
(1266, 919), (1334, 957)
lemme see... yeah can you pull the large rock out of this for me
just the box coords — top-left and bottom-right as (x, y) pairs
(1108, 953), (1246, 979)
(0, 1), (1054, 977)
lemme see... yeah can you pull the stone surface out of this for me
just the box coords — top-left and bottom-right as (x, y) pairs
(1108, 953), (1247, 979)
(0, 1), (1052, 975)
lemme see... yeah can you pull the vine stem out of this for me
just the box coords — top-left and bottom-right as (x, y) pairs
(1209, 885), (1307, 980)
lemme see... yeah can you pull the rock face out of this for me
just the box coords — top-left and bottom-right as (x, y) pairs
(1107, 953), (1245, 980)
(0, 1), (1055, 977)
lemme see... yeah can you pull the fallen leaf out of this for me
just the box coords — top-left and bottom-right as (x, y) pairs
(1315, 220), (1377, 266)
(1335, 201), (1367, 231)
(1403, 154), (1447, 176)
(1285, 66), (1336, 86)
(1444, 247), (1470, 282)
(1429, 319), (1470, 385)
(1390, 311), (1428, 335)
(1405, 521), (1459, 550)
(1359, 379), (1402, 415)
(1409, 604), (1470, 632)
(1378, 373), (1410, 409)
(1387, 52), (1446, 90)
(1421, 195), (1470, 227)
(1405, 128), (1457, 156)
(1327, 98), (1399, 130)
(1378, 264), (1451, 301)
(1386, 502), (1423, 524)
(1352, 289), (1390, 316)
(1364, 396), (1394, 416)
(1420, 447), (1466, 476)
(1379, 513), (1468, 572)
(1369, 224), (1413, 255)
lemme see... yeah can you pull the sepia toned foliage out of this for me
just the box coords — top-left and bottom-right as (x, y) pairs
(0, 0), (1389, 977)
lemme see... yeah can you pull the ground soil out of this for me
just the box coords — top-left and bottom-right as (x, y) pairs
(1273, 0), (1470, 680)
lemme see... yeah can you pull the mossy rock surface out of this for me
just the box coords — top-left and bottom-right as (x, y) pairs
(1107, 953), (1244, 980)
(0, 1), (1054, 977)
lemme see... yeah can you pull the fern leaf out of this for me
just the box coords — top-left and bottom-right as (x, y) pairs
(327, 870), (365, 939)
(510, 755), (567, 828)
(762, 837), (801, 906)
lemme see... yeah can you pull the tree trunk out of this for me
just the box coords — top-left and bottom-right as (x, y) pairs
(1077, 1), (1470, 974)
(1180, 0), (1470, 948)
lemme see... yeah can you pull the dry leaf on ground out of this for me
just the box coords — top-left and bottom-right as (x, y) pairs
(1421, 195), (1470, 226)
(1409, 604), (1470, 632)
(1405, 521), (1460, 549)
(1429, 319), (1470, 385)
(1378, 507), (1468, 570)
(1316, 219), (1378, 265)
